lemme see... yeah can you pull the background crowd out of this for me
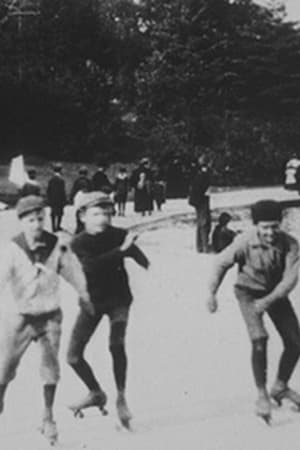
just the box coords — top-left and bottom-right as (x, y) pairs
(17, 154), (239, 255)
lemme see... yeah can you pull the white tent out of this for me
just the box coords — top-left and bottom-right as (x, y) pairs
(9, 155), (28, 188)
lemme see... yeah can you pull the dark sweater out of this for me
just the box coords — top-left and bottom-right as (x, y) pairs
(19, 181), (41, 198)
(92, 171), (112, 192)
(47, 175), (67, 208)
(212, 225), (236, 253)
(188, 167), (210, 208)
(71, 226), (149, 311)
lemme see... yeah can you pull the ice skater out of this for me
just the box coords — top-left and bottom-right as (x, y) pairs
(67, 192), (150, 429)
(207, 200), (300, 424)
(0, 195), (93, 445)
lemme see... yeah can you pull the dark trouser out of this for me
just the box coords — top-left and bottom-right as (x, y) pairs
(117, 201), (127, 216)
(67, 306), (129, 392)
(236, 288), (300, 389)
(195, 198), (210, 253)
(50, 207), (64, 232)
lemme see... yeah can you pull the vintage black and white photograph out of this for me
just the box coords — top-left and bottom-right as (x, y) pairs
(0, 0), (300, 448)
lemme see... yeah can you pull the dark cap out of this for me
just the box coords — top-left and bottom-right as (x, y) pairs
(79, 165), (88, 175)
(53, 162), (63, 173)
(251, 200), (282, 224)
(140, 157), (150, 166)
(16, 195), (45, 218)
(28, 168), (37, 176)
(76, 191), (114, 212)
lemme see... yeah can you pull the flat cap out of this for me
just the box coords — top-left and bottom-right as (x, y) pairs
(53, 162), (63, 172)
(75, 191), (114, 211)
(16, 195), (45, 218)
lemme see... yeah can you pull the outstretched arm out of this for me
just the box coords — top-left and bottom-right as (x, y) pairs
(256, 240), (300, 312)
(126, 244), (150, 269)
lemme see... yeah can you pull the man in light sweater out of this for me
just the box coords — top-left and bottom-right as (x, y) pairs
(207, 200), (300, 424)
(0, 195), (93, 445)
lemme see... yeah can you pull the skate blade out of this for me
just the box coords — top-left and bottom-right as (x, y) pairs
(39, 427), (58, 447)
(289, 403), (300, 412)
(258, 414), (272, 425)
(69, 405), (108, 418)
(116, 420), (133, 432)
(120, 417), (132, 431)
(48, 438), (58, 447)
(122, 419), (131, 430)
(100, 406), (109, 416)
(271, 397), (282, 407)
(69, 407), (84, 419)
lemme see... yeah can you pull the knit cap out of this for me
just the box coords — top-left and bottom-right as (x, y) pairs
(251, 200), (282, 224)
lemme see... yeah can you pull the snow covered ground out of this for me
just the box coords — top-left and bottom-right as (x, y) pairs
(1, 202), (300, 449)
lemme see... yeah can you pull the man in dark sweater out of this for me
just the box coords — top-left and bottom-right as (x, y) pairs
(67, 192), (150, 429)
(91, 161), (112, 193)
(70, 166), (91, 203)
(47, 163), (67, 232)
(188, 157), (211, 253)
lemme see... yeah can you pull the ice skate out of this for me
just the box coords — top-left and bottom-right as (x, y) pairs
(116, 391), (132, 430)
(39, 418), (58, 446)
(255, 391), (272, 425)
(69, 389), (108, 418)
(271, 381), (300, 410)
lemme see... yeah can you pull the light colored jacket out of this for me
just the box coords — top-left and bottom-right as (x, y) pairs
(209, 228), (299, 304)
(0, 231), (89, 316)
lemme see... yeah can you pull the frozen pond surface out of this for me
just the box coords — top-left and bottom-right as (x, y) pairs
(1, 206), (300, 449)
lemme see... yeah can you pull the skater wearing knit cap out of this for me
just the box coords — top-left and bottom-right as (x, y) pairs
(0, 196), (93, 445)
(207, 200), (300, 424)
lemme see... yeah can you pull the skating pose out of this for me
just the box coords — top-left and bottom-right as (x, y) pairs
(207, 200), (300, 424)
(0, 196), (93, 445)
(67, 192), (150, 429)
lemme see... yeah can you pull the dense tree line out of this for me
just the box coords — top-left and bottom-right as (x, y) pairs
(0, 0), (299, 184)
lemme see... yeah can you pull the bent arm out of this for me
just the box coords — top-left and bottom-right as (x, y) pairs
(260, 242), (300, 307)
(59, 247), (90, 301)
(208, 236), (244, 295)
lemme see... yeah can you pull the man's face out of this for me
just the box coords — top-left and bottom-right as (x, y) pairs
(256, 220), (281, 245)
(20, 209), (45, 241)
(80, 205), (113, 233)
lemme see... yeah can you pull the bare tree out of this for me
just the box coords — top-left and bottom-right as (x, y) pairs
(1, 0), (40, 80)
